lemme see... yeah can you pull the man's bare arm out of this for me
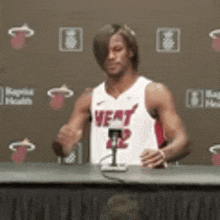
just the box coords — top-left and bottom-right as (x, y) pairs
(151, 83), (191, 161)
(141, 83), (191, 167)
(57, 89), (92, 155)
(67, 89), (92, 132)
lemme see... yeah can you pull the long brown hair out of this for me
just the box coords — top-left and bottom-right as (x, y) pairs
(93, 24), (139, 71)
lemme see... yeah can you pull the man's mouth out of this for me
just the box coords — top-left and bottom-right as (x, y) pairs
(108, 63), (118, 69)
(108, 66), (116, 69)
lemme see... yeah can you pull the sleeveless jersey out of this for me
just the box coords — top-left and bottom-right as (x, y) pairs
(90, 76), (165, 165)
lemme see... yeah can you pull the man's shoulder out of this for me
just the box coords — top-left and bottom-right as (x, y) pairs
(74, 88), (93, 111)
(76, 81), (105, 108)
(145, 82), (167, 93)
(82, 88), (93, 95)
(145, 82), (169, 96)
(145, 82), (171, 110)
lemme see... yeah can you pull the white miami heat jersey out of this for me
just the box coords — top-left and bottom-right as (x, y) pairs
(90, 76), (160, 165)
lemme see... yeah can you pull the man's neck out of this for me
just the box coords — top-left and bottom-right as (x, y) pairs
(105, 71), (139, 95)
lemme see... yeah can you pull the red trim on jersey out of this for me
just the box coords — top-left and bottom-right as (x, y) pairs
(154, 119), (166, 148)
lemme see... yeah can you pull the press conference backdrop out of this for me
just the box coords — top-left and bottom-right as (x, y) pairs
(0, 0), (220, 165)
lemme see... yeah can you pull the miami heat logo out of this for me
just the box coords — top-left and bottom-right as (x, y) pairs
(209, 29), (220, 52)
(9, 138), (36, 164)
(8, 23), (35, 50)
(209, 145), (220, 166)
(47, 85), (74, 110)
(95, 104), (138, 149)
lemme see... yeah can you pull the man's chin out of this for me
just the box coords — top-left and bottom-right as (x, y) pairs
(106, 70), (124, 78)
(107, 73), (122, 80)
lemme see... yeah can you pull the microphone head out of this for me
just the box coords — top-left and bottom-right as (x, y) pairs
(108, 128), (122, 138)
(108, 119), (123, 138)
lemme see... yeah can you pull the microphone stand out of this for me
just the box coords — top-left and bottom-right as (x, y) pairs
(111, 132), (118, 167)
(101, 129), (128, 172)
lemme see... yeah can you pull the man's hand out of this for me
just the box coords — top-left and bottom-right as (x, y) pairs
(57, 124), (82, 155)
(140, 149), (166, 168)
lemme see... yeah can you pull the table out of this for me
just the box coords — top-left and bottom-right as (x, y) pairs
(0, 162), (220, 220)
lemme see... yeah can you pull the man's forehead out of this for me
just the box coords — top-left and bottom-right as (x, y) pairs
(109, 34), (125, 45)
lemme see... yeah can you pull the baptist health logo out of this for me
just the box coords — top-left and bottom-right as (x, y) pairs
(0, 87), (34, 105)
(186, 89), (220, 108)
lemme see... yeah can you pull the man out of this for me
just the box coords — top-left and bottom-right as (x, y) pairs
(56, 24), (191, 168)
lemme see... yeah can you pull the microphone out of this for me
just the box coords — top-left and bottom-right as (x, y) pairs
(108, 128), (122, 139)
(101, 119), (128, 172)
(108, 127), (122, 167)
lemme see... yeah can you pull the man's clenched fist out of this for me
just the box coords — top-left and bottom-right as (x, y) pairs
(55, 124), (82, 156)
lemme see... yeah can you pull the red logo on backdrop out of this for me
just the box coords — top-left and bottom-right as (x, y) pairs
(212, 154), (220, 165)
(47, 85), (74, 110)
(209, 29), (220, 52)
(209, 145), (220, 165)
(9, 138), (36, 164)
(50, 94), (64, 110)
(8, 23), (35, 50)
(12, 146), (27, 163)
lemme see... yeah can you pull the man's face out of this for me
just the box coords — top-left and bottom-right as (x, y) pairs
(103, 33), (131, 78)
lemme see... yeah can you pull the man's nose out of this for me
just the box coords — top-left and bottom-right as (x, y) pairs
(107, 50), (115, 60)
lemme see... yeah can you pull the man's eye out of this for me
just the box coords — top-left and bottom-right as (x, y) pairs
(114, 47), (122, 51)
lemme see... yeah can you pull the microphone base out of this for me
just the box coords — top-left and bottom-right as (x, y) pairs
(101, 163), (128, 172)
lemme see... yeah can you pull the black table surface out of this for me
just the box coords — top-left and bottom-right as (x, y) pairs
(0, 162), (219, 185)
